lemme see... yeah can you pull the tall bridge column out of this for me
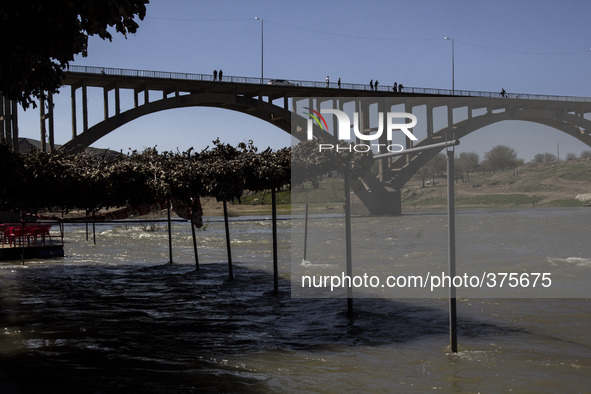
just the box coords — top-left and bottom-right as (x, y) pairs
(39, 96), (47, 152)
(39, 93), (55, 152)
(2, 97), (18, 152)
(11, 100), (18, 153)
(0, 94), (5, 145)
(71, 85), (77, 139)
(48, 93), (55, 151)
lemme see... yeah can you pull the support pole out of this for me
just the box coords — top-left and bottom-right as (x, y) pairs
(447, 148), (458, 352)
(223, 200), (234, 280)
(191, 223), (199, 270)
(271, 188), (278, 295)
(21, 216), (25, 265)
(167, 199), (173, 264)
(303, 203), (309, 262)
(344, 164), (353, 319)
(92, 214), (96, 245)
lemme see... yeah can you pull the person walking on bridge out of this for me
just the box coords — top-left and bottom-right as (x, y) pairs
(213, 70), (217, 81)
(219, 69), (223, 81)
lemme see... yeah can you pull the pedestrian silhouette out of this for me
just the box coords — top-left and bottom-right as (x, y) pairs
(219, 69), (223, 81)
(338, 78), (341, 88)
(213, 70), (217, 81)
(370, 80), (373, 90)
(398, 83), (404, 92)
(326, 76), (330, 87)
(375, 80), (379, 90)
(501, 88), (506, 97)
(393, 82), (397, 92)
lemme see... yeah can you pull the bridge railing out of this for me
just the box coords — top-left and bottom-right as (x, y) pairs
(66, 65), (591, 103)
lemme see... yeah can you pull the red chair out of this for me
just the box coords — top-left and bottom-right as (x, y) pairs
(4, 226), (23, 247)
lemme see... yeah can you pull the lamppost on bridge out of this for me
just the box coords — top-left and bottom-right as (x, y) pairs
(444, 37), (455, 95)
(255, 17), (264, 84)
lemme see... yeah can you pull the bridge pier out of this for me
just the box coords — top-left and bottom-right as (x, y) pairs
(1, 96), (19, 153)
(351, 189), (401, 216)
(39, 93), (55, 152)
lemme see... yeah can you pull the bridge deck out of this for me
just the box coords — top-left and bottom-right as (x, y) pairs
(62, 65), (591, 103)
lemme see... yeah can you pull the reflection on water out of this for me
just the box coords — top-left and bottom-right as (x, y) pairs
(0, 209), (590, 392)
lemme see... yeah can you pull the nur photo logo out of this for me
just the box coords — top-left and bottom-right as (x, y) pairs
(305, 108), (419, 153)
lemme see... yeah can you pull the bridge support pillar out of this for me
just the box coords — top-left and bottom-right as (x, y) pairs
(39, 93), (55, 152)
(82, 84), (88, 133)
(351, 189), (401, 216)
(40, 97), (47, 152)
(71, 85), (77, 139)
(48, 93), (54, 152)
(2, 98), (18, 152)
(10, 100), (18, 153)
(0, 94), (5, 145)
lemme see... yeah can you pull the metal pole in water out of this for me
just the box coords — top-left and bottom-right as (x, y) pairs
(167, 199), (173, 264)
(92, 213), (96, 245)
(447, 148), (458, 352)
(272, 188), (279, 295)
(344, 164), (353, 319)
(191, 223), (199, 270)
(303, 203), (309, 262)
(21, 217), (25, 265)
(223, 200), (234, 280)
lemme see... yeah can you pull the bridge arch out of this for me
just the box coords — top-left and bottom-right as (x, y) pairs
(61, 93), (305, 154)
(388, 108), (591, 187)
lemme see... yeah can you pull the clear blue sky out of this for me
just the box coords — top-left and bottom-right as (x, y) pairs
(17, 0), (591, 161)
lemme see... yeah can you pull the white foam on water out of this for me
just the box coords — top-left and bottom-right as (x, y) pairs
(547, 256), (591, 267)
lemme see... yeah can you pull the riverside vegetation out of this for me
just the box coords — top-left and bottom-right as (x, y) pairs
(239, 156), (591, 214)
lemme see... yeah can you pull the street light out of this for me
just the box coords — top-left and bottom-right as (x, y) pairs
(255, 17), (264, 84)
(444, 37), (455, 95)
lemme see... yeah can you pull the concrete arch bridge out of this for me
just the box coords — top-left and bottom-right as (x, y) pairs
(2, 65), (589, 214)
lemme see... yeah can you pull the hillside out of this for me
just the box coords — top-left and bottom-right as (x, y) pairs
(401, 158), (591, 209)
(17, 138), (123, 160)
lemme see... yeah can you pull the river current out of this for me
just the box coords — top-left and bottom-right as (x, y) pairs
(0, 208), (589, 392)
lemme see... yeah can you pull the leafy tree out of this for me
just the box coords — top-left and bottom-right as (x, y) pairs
(532, 152), (557, 164)
(415, 165), (430, 188)
(427, 153), (447, 177)
(0, 0), (148, 108)
(291, 140), (373, 186)
(566, 153), (577, 161)
(456, 152), (479, 179)
(484, 145), (518, 172)
(414, 153), (446, 187)
(479, 159), (492, 173)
